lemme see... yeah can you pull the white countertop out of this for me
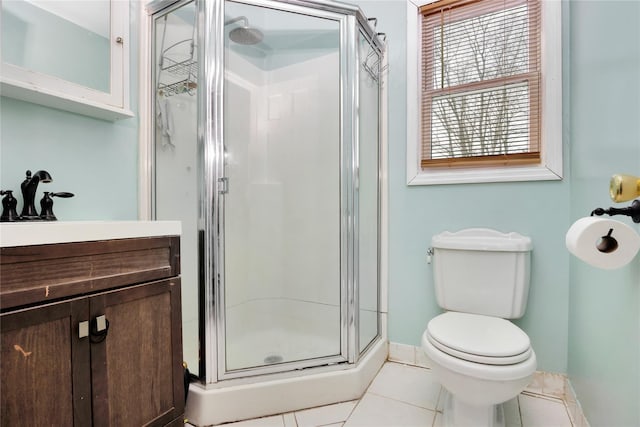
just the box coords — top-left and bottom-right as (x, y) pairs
(0, 221), (181, 247)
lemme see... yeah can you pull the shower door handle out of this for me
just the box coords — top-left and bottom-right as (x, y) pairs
(218, 177), (229, 194)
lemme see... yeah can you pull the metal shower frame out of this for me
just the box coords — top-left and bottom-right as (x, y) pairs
(147, 0), (385, 385)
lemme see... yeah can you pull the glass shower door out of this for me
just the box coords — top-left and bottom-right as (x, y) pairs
(152, 0), (199, 377)
(358, 31), (381, 354)
(220, 0), (344, 375)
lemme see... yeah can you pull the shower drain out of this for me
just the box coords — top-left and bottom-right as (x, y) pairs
(263, 354), (284, 364)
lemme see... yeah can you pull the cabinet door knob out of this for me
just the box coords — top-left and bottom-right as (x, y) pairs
(90, 315), (110, 343)
(96, 315), (107, 332)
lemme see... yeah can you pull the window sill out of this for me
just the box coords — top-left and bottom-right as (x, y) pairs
(407, 163), (562, 186)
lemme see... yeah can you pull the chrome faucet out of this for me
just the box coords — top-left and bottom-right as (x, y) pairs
(20, 169), (52, 219)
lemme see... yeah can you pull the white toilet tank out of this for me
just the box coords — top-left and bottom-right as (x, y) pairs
(431, 228), (533, 319)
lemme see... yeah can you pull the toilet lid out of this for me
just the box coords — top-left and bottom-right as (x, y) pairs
(427, 312), (531, 364)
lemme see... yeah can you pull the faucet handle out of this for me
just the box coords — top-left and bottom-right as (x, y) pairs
(0, 190), (19, 222)
(50, 192), (74, 198)
(40, 192), (74, 221)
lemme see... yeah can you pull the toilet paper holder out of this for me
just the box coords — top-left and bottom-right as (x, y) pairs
(591, 199), (640, 223)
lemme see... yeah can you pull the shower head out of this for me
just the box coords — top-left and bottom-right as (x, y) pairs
(225, 16), (263, 45)
(229, 26), (263, 45)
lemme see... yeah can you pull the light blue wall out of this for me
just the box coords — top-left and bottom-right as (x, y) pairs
(567, 1), (640, 425)
(2, 3), (638, 421)
(0, 98), (139, 220)
(0, 3), (140, 221)
(355, 0), (571, 374)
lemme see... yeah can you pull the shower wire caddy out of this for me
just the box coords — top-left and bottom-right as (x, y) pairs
(157, 11), (198, 98)
(362, 45), (387, 83)
(158, 39), (198, 97)
(362, 18), (387, 83)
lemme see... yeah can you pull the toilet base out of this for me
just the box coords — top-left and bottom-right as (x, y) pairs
(442, 390), (505, 427)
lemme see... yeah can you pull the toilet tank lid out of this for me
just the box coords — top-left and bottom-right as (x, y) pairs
(432, 228), (532, 252)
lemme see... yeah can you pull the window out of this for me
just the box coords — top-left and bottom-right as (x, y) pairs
(406, 0), (562, 185)
(422, 0), (541, 167)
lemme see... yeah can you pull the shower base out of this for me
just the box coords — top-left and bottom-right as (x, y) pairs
(184, 338), (387, 426)
(225, 298), (341, 371)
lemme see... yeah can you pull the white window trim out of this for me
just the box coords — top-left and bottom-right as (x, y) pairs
(406, 0), (562, 185)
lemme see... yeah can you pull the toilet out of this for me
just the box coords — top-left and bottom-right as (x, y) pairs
(421, 228), (536, 427)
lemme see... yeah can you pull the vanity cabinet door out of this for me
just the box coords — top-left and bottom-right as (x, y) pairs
(89, 278), (184, 427)
(0, 299), (92, 427)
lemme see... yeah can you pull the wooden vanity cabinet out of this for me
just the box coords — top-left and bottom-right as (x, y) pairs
(0, 236), (184, 427)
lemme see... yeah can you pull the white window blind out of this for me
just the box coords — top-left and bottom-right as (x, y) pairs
(420, 0), (541, 168)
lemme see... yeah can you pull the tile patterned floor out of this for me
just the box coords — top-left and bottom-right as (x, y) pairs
(215, 362), (573, 427)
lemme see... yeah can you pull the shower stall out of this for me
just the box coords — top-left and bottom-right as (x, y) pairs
(143, 0), (386, 424)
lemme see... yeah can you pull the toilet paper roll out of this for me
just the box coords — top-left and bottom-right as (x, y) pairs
(566, 217), (640, 269)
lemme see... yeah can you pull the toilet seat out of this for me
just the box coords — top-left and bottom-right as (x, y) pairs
(427, 312), (532, 365)
(427, 333), (532, 365)
(422, 328), (537, 382)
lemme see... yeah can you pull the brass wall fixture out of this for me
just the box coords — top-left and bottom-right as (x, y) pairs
(610, 174), (640, 202)
(589, 174), (640, 223)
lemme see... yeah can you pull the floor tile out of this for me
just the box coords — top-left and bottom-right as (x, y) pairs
(343, 393), (436, 427)
(221, 415), (285, 427)
(294, 401), (357, 427)
(434, 394), (522, 427)
(519, 394), (571, 427)
(504, 397), (522, 427)
(415, 348), (432, 369)
(203, 362), (582, 427)
(366, 362), (442, 411)
(283, 413), (297, 427)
